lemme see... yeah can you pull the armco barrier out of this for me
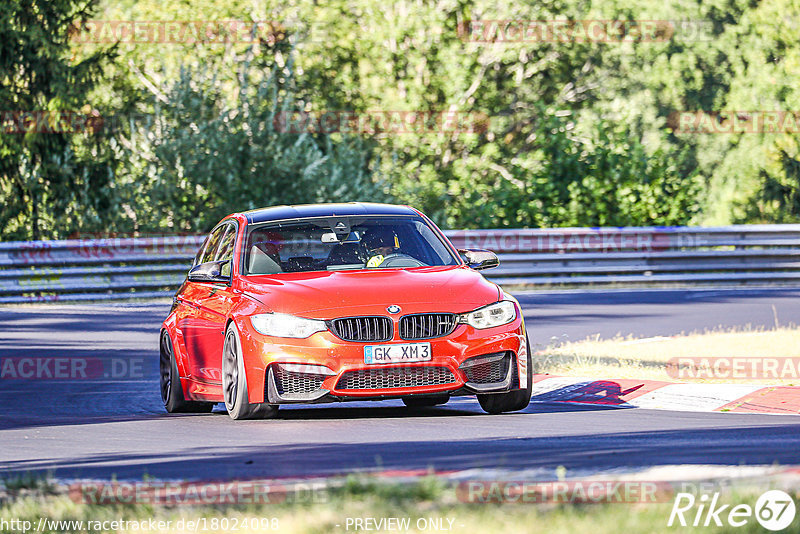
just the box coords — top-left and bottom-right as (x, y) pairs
(1, 225), (799, 303)
(0, 235), (205, 303)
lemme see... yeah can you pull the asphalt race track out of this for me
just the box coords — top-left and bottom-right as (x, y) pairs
(2, 287), (800, 481)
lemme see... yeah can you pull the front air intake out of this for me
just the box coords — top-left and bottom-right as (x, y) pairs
(336, 366), (456, 390)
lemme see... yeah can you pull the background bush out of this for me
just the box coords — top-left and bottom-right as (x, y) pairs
(2, 0), (799, 238)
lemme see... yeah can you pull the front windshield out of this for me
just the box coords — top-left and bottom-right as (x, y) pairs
(243, 216), (458, 275)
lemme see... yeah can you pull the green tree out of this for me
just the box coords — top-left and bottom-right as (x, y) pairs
(8, 0), (798, 238)
(119, 50), (385, 233)
(95, 0), (708, 229)
(0, 0), (117, 240)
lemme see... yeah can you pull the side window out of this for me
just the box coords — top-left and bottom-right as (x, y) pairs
(198, 225), (226, 265)
(415, 221), (456, 265)
(215, 225), (236, 261)
(215, 224), (236, 277)
(193, 236), (209, 266)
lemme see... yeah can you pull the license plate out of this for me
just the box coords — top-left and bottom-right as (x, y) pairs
(364, 343), (431, 364)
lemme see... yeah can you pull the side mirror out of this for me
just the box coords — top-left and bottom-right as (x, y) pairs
(188, 260), (231, 283)
(458, 249), (499, 271)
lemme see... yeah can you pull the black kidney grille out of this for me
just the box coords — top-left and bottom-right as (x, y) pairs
(330, 316), (392, 342)
(399, 313), (458, 340)
(336, 366), (456, 390)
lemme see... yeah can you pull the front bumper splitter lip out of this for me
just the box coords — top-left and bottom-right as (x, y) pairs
(264, 354), (518, 405)
(264, 378), (517, 406)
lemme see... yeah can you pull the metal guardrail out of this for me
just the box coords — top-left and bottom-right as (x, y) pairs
(1, 225), (799, 303)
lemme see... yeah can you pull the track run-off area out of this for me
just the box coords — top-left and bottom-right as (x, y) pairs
(1, 287), (800, 481)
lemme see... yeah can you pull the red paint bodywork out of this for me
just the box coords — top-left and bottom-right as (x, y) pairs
(161, 206), (527, 405)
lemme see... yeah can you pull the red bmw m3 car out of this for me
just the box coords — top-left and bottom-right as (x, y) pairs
(160, 203), (532, 419)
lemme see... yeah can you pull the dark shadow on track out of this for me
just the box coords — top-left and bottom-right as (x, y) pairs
(3, 420), (800, 480)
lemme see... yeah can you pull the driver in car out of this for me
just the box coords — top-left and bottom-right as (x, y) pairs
(364, 227), (400, 267)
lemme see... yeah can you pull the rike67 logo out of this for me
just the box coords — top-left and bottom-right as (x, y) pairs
(669, 490), (797, 530)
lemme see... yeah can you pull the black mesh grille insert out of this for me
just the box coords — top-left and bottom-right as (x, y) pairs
(399, 313), (458, 340)
(461, 353), (510, 384)
(329, 316), (392, 342)
(336, 366), (456, 390)
(274, 367), (327, 394)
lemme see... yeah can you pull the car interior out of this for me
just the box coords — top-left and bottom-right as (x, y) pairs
(244, 221), (445, 275)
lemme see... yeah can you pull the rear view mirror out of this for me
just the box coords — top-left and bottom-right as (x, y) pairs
(321, 231), (361, 244)
(458, 249), (499, 271)
(188, 260), (231, 283)
(321, 232), (339, 243)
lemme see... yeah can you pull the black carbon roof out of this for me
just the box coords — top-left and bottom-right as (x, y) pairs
(242, 202), (418, 224)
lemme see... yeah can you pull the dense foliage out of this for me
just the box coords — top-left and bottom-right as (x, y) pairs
(2, 0), (799, 238)
(0, 0), (116, 239)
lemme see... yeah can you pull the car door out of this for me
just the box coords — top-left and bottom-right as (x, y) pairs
(167, 229), (210, 381)
(188, 222), (239, 383)
(180, 223), (232, 383)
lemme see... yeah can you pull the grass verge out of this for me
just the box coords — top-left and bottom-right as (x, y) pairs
(0, 476), (796, 534)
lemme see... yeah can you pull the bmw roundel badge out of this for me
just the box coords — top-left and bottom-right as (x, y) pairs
(387, 305), (401, 314)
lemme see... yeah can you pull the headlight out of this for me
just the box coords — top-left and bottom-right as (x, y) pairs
(250, 313), (328, 338)
(459, 301), (517, 329)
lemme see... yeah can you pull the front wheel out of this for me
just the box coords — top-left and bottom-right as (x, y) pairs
(477, 338), (533, 414)
(160, 332), (214, 414)
(222, 323), (278, 420)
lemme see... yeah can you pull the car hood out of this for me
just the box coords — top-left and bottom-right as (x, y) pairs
(239, 266), (501, 318)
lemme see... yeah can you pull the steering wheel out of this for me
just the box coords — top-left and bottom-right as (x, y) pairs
(367, 253), (426, 268)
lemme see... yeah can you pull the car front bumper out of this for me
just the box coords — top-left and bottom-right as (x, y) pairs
(235, 315), (528, 404)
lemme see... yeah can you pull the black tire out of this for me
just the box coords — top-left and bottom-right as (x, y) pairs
(222, 323), (278, 420)
(477, 338), (533, 414)
(160, 331), (214, 414)
(402, 394), (449, 408)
